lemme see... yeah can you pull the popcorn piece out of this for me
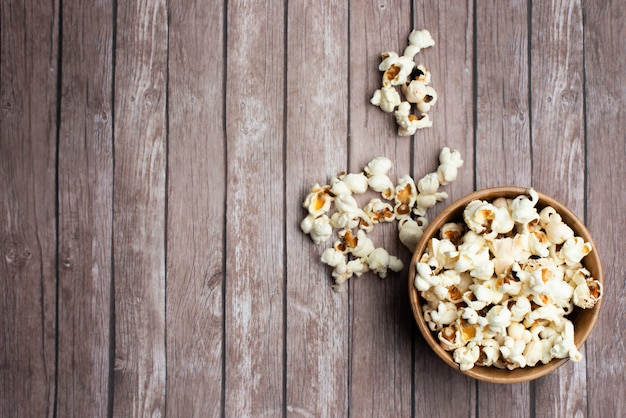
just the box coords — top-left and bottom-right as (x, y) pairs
(540, 206), (574, 244)
(364, 156), (393, 176)
(398, 216), (427, 252)
(309, 215), (333, 244)
(321, 247), (345, 268)
(436, 147), (464, 186)
(454, 342), (480, 371)
(560, 236), (593, 266)
(571, 269), (603, 309)
(302, 183), (333, 217)
(407, 29), (435, 53)
(415, 172), (448, 216)
(509, 189), (540, 232)
(394, 174), (418, 218)
(363, 198), (395, 224)
(394, 101), (432, 136)
(379, 52), (415, 87)
(402, 81), (437, 113)
(370, 86), (402, 113)
(367, 247), (403, 279)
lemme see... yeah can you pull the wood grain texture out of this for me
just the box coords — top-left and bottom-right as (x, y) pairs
(530, 2), (587, 416)
(285, 1), (350, 416)
(411, 2), (477, 416)
(0, 1), (59, 416)
(223, 0), (285, 416)
(56, 0), (114, 416)
(475, 1), (532, 415)
(165, 1), (225, 416)
(347, 1), (413, 416)
(112, 0), (168, 415)
(584, 0), (626, 416)
(475, 0), (531, 189)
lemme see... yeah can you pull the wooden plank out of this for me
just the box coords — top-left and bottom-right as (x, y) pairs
(584, 0), (626, 416)
(529, 1), (587, 416)
(475, 0), (532, 414)
(56, 0), (114, 416)
(347, 1), (413, 416)
(112, 0), (168, 415)
(411, 1), (477, 414)
(223, 0), (285, 416)
(285, 1), (350, 416)
(165, 0), (225, 416)
(0, 0), (59, 416)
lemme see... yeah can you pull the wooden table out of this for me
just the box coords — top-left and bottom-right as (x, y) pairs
(2, 0), (625, 416)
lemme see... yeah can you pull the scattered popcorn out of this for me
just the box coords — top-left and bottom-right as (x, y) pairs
(301, 150), (463, 291)
(371, 30), (437, 136)
(415, 188), (602, 370)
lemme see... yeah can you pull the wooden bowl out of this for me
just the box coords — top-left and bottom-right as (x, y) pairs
(408, 186), (603, 383)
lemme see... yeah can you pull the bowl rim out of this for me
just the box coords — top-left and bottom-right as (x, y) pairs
(408, 186), (604, 384)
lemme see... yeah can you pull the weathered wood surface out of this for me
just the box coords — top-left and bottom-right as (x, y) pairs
(1, 0), (625, 417)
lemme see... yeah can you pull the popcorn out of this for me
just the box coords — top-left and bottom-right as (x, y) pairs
(301, 150), (462, 291)
(370, 86), (402, 113)
(379, 52), (415, 87)
(309, 215), (333, 244)
(436, 147), (464, 186)
(302, 183), (334, 217)
(371, 30), (437, 136)
(415, 172), (448, 216)
(398, 217), (427, 253)
(406, 29), (435, 56)
(394, 101), (432, 136)
(414, 188), (602, 370)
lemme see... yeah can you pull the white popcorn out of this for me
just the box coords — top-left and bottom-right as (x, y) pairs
(379, 53), (415, 87)
(485, 305), (512, 335)
(329, 172), (369, 196)
(476, 339), (501, 367)
(367, 247), (403, 278)
(500, 336), (528, 369)
(309, 215), (333, 244)
(540, 206), (574, 245)
(429, 301), (458, 330)
(454, 342), (480, 371)
(394, 101), (432, 136)
(363, 198), (395, 224)
(394, 174), (418, 218)
(463, 200), (497, 236)
(321, 247), (346, 268)
(436, 147), (464, 186)
(398, 216), (427, 252)
(509, 188), (540, 228)
(302, 183), (333, 217)
(490, 235), (527, 275)
(407, 29), (435, 53)
(334, 193), (360, 215)
(560, 236), (592, 266)
(370, 86), (402, 113)
(571, 269), (602, 309)
(366, 175), (394, 200)
(509, 295), (532, 322)
(415, 172), (448, 215)
(415, 261), (438, 292)
(402, 80), (437, 113)
(364, 156), (392, 176)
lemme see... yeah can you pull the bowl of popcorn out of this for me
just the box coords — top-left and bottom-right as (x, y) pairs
(408, 186), (603, 383)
